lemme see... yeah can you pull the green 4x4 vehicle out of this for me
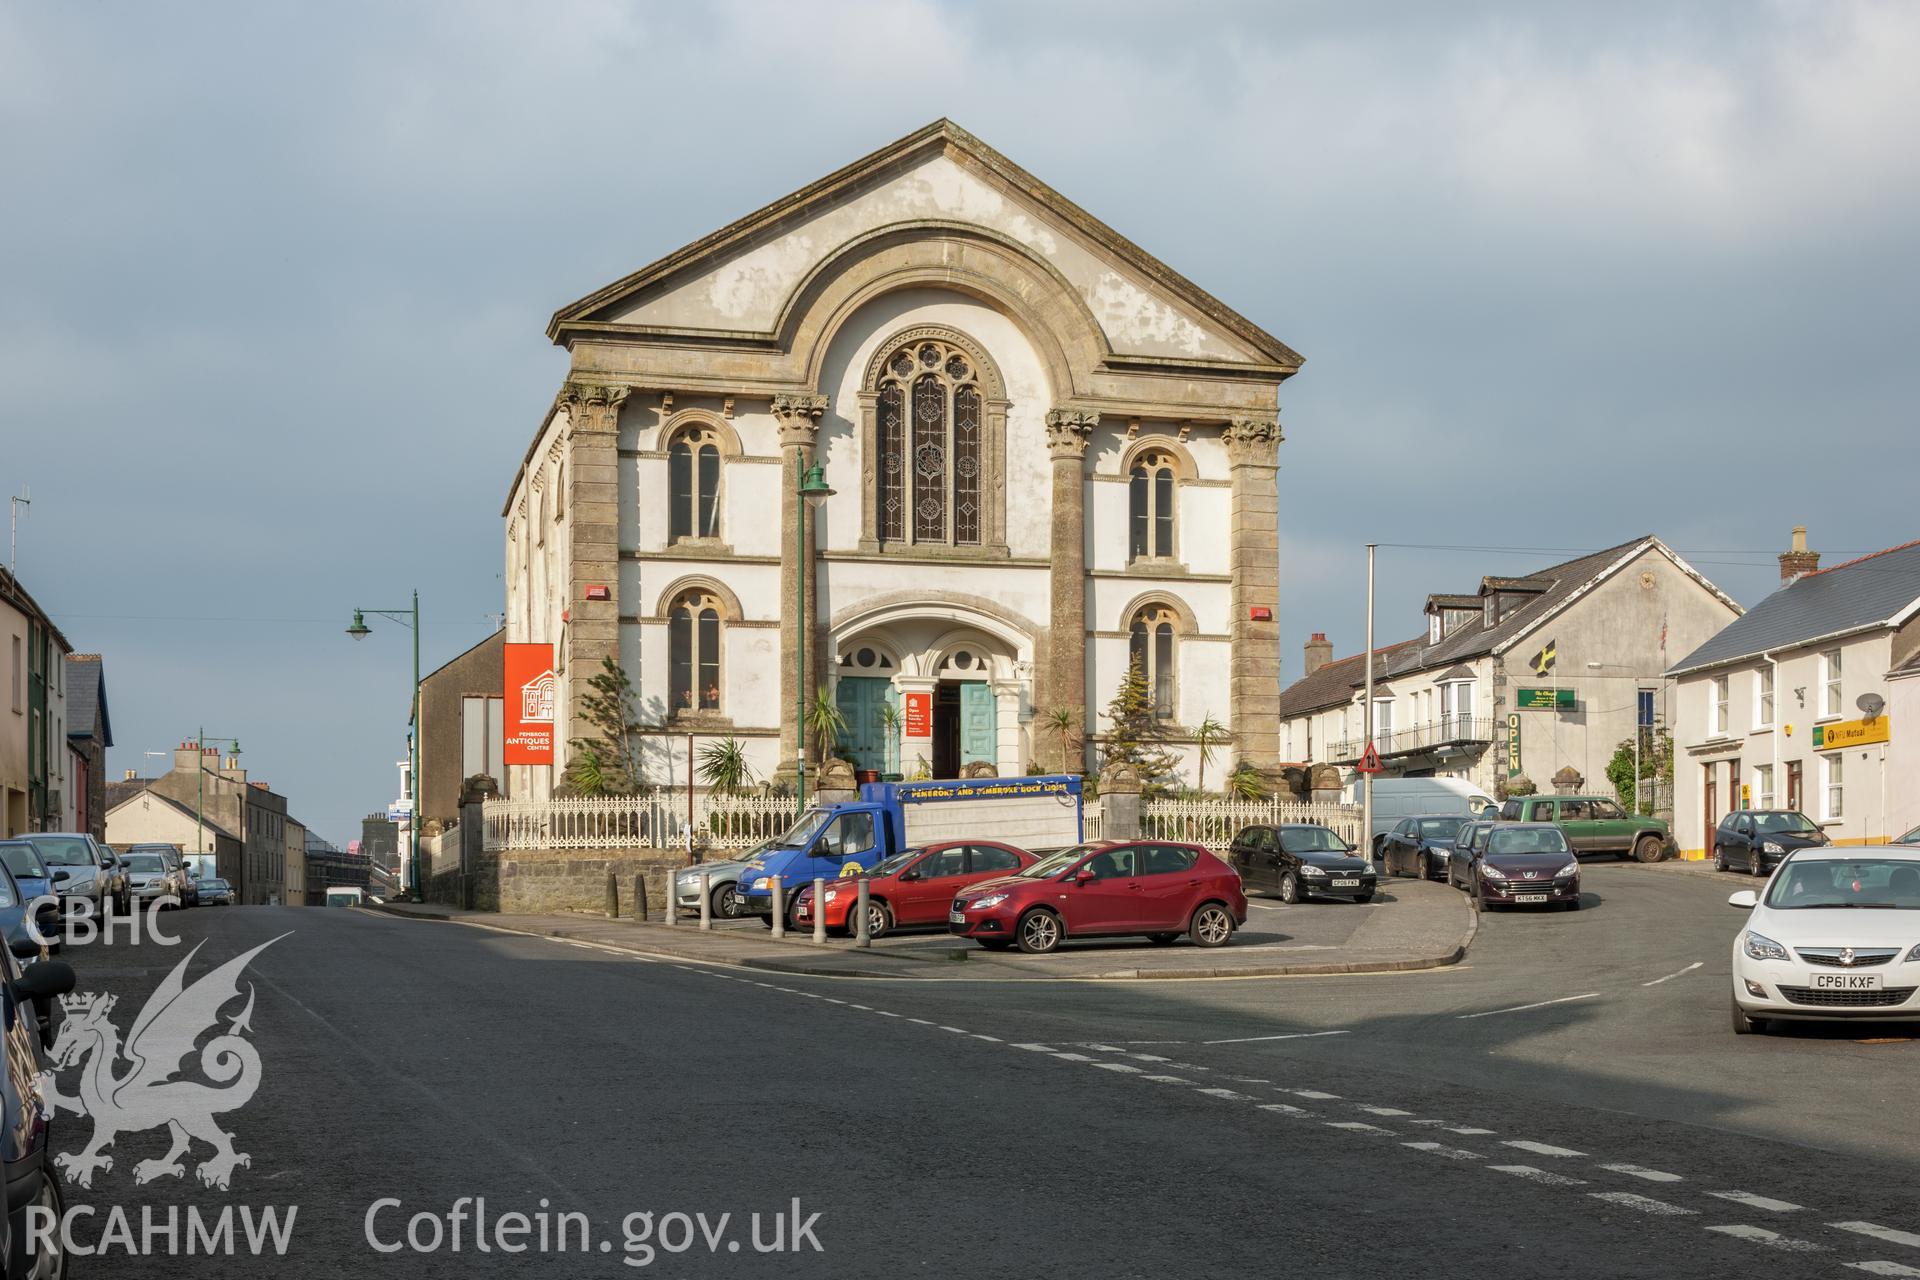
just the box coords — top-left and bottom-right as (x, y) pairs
(1496, 795), (1676, 863)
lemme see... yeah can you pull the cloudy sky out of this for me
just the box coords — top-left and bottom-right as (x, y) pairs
(4, 1), (1915, 842)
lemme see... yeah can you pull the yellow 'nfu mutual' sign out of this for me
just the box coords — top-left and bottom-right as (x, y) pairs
(1813, 716), (1891, 749)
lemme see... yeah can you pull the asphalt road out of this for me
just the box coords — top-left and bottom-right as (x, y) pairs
(51, 865), (1920, 1278)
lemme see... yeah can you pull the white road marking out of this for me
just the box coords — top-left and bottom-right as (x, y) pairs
(1355, 1105), (1413, 1117)
(1491, 1165), (1587, 1187)
(904, 1016), (932, 1024)
(1503, 1140), (1585, 1158)
(876, 1010), (902, 1018)
(1834, 1223), (1920, 1250)
(1092, 1062), (1143, 1073)
(1588, 1191), (1697, 1217)
(1847, 1262), (1920, 1277)
(1197, 1088), (1254, 1101)
(847, 1003), (871, 1011)
(938, 1025), (969, 1034)
(1012, 1043), (1056, 1052)
(1704, 1225), (1826, 1253)
(822, 998), (847, 1005)
(1143, 1075), (1194, 1084)
(1642, 961), (1704, 987)
(1083, 1043), (1126, 1052)
(972, 1034), (1002, 1042)
(1600, 1163), (1684, 1183)
(1458, 993), (1599, 1019)
(1708, 1192), (1803, 1213)
(1051, 1052), (1093, 1062)
(1286, 1089), (1344, 1100)
(1225, 1076), (1272, 1084)
(1445, 1127), (1498, 1136)
(1404, 1141), (1482, 1160)
(1127, 1053), (1173, 1062)
(1326, 1122), (1394, 1134)
(1205, 1030), (1351, 1045)
(1259, 1103), (1312, 1116)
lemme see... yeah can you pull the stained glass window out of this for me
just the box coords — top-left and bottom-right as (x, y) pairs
(873, 336), (985, 547)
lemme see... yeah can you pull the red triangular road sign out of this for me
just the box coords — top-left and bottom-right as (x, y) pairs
(1357, 742), (1384, 774)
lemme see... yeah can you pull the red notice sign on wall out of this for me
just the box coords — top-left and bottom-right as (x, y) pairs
(903, 691), (932, 739)
(504, 642), (557, 765)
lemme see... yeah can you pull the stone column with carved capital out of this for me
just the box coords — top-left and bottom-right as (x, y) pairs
(772, 393), (829, 778)
(1042, 408), (1096, 770)
(1224, 414), (1284, 773)
(558, 381), (631, 747)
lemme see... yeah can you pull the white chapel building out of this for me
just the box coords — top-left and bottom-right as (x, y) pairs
(502, 120), (1300, 797)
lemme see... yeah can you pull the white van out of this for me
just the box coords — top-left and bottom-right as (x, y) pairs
(1345, 778), (1499, 850)
(324, 886), (365, 908)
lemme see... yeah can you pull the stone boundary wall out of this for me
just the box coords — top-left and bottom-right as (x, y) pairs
(493, 848), (685, 916)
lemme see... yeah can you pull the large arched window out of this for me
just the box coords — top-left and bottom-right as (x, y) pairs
(1129, 449), (1177, 560)
(668, 589), (723, 713)
(876, 337), (984, 546)
(667, 425), (722, 543)
(1128, 604), (1178, 720)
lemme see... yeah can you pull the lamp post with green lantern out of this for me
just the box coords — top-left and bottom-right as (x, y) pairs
(346, 591), (421, 900)
(795, 463), (835, 808)
(193, 729), (242, 885)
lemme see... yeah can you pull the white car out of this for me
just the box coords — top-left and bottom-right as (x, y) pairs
(1728, 846), (1920, 1034)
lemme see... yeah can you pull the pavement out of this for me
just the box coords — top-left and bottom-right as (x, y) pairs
(366, 872), (1476, 980)
(41, 861), (1920, 1277)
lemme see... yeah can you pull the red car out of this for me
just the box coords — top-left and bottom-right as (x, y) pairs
(792, 840), (1036, 939)
(948, 840), (1247, 954)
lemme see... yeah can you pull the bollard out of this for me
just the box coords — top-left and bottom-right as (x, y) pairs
(698, 872), (712, 931)
(771, 879), (785, 939)
(636, 875), (652, 924)
(855, 877), (871, 949)
(812, 877), (827, 945)
(606, 869), (619, 920)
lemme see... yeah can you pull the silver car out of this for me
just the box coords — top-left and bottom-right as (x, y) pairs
(121, 851), (184, 905)
(674, 844), (769, 920)
(24, 834), (111, 913)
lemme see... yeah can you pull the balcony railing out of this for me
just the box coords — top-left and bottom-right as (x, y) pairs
(1327, 716), (1496, 764)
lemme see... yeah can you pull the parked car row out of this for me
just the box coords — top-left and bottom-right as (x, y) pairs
(1386, 816), (1583, 912)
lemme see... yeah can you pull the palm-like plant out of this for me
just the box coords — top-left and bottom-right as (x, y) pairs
(805, 685), (848, 765)
(876, 701), (903, 774)
(697, 736), (755, 794)
(1193, 714), (1231, 793)
(1226, 759), (1269, 802)
(1042, 707), (1077, 774)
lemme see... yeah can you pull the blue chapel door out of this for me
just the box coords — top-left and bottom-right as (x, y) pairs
(959, 682), (996, 768)
(836, 678), (898, 774)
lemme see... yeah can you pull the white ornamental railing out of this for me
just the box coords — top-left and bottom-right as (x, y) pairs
(483, 794), (801, 854)
(1140, 798), (1365, 852)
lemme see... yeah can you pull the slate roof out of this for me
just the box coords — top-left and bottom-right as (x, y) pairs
(63, 655), (111, 747)
(1282, 537), (1723, 717)
(105, 776), (153, 811)
(1668, 539), (1920, 676)
(105, 786), (239, 842)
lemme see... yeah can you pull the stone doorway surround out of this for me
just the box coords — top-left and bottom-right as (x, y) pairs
(827, 596), (1035, 779)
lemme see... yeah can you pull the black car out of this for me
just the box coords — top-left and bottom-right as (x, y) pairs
(1712, 810), (1829, 876)
(1229, 823), (1377, 904)
(1382, 815), (1471, 882)
(0, 948), (74, 1277)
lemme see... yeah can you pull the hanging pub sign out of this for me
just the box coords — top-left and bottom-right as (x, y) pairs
(504, 642), (557, 765)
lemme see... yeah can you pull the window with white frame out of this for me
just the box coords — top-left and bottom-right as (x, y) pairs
(1711, 675), (1729, 737)
(1439, 680), (1475, 735)
(1372, 695), (1394, 744)
(1756, 666), (1774, 727)
(1820, 648), (1842, 717)
(1753, 763), (1774, 810)
(1821, 752), (1843, 820)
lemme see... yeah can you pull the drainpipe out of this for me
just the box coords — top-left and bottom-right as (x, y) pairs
(1764, 651), (1782, 809)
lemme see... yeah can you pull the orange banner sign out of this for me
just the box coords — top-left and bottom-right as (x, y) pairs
(504, 642), (557, 765)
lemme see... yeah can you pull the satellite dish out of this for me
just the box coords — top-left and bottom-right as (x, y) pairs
(1857, 692), (1886, 719)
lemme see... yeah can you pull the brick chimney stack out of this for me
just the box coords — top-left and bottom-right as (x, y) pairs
(1304, 632), (1334, 677)
(1779, 525), (1820, 584)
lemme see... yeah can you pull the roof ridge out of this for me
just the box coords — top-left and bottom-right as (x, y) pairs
(1810, 537), (1920, 577)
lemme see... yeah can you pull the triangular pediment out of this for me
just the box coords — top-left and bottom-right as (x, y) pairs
(550, 119), (1300, 371)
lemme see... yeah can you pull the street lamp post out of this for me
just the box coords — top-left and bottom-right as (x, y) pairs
(794, 463), (835, 810)
(193, 729), (241, 881)
(347, 591), (421, 900)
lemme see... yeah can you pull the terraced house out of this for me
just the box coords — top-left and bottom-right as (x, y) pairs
(1669, 529), (1920, 857)
(502, 120), (1298, 796)
(1279, 537), (1739, 804)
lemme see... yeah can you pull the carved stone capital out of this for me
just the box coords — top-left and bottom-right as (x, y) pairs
(771, 393), (829, 449)
(1044, 408), (1098, 459)
(1224, 415), (1283, 466)
(558, 381), (631, 433)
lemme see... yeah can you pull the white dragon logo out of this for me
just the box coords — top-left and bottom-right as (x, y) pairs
(40, 935), (285, 1191)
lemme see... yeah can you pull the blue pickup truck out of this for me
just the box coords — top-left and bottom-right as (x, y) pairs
(737, 775), (1086, 928)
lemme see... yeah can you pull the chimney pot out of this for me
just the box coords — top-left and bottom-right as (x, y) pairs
(1303, 631), (1335, 677)
(1779, 525), (1820, 584)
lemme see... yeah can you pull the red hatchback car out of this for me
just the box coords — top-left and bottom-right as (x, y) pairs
(792, 840), (1036, 939)
(949, 840), (1247, 954)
